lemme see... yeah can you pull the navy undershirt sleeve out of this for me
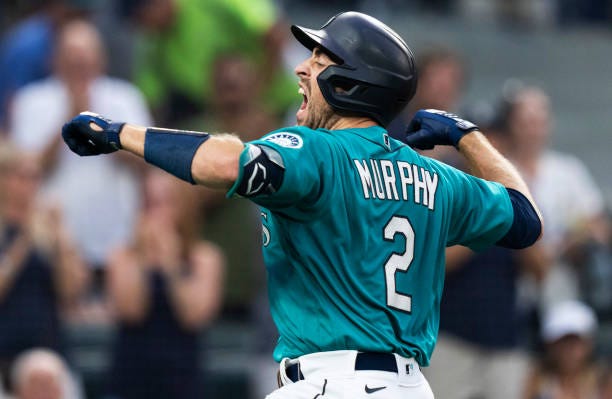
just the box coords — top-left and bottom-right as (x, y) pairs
(144, 128), (210, 184)
(496, 187), (542, 249)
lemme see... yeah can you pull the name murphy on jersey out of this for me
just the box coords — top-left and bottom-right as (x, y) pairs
(353, 159), (439, 210)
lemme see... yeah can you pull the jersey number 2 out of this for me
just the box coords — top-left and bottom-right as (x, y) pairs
(383, 216), (414, 313)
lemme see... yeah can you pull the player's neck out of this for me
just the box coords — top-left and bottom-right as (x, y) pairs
(330, 116), (379, 130)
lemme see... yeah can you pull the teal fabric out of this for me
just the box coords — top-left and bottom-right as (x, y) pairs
(229, 125), (513, 366)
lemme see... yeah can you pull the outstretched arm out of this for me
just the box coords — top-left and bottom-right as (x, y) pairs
(62, 113), (245, 190)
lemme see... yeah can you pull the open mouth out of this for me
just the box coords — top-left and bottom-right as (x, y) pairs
(298, 86), (308, 110)
(296, 85), (309, 124)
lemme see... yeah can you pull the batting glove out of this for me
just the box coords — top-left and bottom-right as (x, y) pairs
(62, 112), (125, 156)
(403, 109), (479, 150)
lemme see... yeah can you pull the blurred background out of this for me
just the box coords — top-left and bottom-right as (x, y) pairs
(0, 0), (611, 398)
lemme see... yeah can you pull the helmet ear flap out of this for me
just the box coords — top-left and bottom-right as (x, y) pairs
(319, 69), (358, 95)
(316, 66), (363, 117)
(317, 66), (412, 126)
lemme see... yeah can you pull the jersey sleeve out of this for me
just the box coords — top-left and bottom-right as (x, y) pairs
(227, 128), (329, 217)
(441, 162), (514, 251)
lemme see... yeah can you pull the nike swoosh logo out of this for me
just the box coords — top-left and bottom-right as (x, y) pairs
(365, 385), (387, 394)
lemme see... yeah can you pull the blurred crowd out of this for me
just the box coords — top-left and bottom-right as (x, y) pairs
(0, 0), (611, 399)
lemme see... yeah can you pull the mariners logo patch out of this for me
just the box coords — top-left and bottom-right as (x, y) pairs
(264, 132), (303, 149)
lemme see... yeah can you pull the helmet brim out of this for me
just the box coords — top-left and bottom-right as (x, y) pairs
(291, 25), (344, 64)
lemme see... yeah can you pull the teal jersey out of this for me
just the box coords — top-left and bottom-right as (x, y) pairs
(227, 125), (514, 366)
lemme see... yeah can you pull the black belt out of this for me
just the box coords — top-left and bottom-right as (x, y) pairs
(285, 352), (398, 383)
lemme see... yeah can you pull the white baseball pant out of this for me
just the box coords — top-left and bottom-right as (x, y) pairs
(265, 350), (434, 399)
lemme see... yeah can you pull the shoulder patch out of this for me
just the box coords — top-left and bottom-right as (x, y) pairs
(264, 132), (303, 149)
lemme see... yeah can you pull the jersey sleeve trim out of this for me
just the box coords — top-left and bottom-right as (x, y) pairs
(495, 187), (542, 249)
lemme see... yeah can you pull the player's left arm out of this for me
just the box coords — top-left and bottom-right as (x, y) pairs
(119, 124), (245, 189)
(62, 112), (245, 190)
(405, 109), (543, 250)
(457, 132), (543, 249)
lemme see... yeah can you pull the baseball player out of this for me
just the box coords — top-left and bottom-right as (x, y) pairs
(61, 12), (542, 399)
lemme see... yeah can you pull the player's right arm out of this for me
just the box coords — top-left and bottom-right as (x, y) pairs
(456, 130), (537, 214)
(455, 130), (543, 248)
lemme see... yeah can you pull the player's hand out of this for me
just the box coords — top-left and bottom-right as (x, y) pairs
(62, 112), (125, 156)
(404, 109), (479, 150)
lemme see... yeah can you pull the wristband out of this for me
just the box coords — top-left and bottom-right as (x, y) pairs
(107, 122), (126, 150)
(144, 128), (211, 184)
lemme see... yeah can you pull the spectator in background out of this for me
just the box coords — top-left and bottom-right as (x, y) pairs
(9, 19), (152, 307)
(181, 53), (275, 318)
(523, 300), (600, 399)
(424, 105), (548, 399)
(11, 348), (75, 399)
(0, 142), (87, 392)
(387, 46), (466, 141)
(0, 0), (88, 131)
(181, 53), (280, 399)
(500, 85), (610, 312)
(181, 53), (279, 134)
(122, 0), (296, 124)
(107, 169), (224, 399)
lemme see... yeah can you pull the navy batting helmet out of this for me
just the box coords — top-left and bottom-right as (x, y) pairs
(291, 12), (417, 127)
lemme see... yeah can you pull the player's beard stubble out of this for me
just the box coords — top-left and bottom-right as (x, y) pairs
(302, 80), (341, 131)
